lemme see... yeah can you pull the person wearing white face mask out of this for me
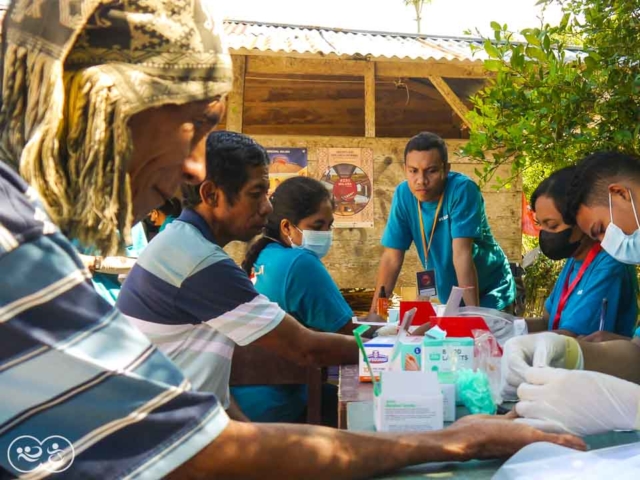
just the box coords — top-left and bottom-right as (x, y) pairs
(237, 176), (382, 424)
(500, 152), (640, 436)
(573, 151), (640, 265)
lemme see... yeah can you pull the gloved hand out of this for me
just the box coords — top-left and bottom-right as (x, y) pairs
(515, 367), (640, 436)
(500, 332), (583, 401)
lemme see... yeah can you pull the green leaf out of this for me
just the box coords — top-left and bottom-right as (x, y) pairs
(490, 21), (501, 31)
(484, 40), (501, 59)
(587, 50), (601, 61)
(525, 46), (547, 62)
(484, 59), (504, 71)
(543, 34), (551, 51)
(559, 12), (571, 30)
(584, 56), (597, 71)
(510, 52), (524, 70)
(523, 32), (540, 46)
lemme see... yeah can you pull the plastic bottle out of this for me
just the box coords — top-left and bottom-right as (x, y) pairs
(377, 286), (389, 321)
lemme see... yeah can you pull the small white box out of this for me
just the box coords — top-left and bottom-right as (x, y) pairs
(374, 371), (444, 432)
(359, 337), (395, 382)
(398, 336), (423, 371)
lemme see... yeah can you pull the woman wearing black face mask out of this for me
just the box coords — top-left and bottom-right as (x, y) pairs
(528, 166), (638, 338)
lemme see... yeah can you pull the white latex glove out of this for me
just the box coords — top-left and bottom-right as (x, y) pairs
(500, 332), (583, 401)
(515, 367), (640, 436)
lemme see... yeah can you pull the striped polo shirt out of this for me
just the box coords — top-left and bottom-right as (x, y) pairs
(0, 161), (228, 479)
(117, 209), (285, 408)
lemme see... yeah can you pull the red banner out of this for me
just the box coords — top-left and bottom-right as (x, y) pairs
(522, 192), (540, 237)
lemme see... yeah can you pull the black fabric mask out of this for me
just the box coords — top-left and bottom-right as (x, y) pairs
(539, 228), (582, 260)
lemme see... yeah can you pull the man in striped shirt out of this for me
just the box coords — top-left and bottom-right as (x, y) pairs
(117, 131), (358, 420)
(0, 1), (584, 478)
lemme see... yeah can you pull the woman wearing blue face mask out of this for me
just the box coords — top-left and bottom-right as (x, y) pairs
(529, 166), (638, 338)
(234, 176), (360, 424)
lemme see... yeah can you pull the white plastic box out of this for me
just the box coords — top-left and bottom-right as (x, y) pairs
(374, 371), (444, 432)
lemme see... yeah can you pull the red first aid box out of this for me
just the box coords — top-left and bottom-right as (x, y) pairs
(399, 301), (437, 326)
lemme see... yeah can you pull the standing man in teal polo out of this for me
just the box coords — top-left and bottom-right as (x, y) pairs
(371, 132), (515, 311)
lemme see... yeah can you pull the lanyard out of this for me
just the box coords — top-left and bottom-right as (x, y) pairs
(552, 243), (602, 330)
(417, 195), (444, 268)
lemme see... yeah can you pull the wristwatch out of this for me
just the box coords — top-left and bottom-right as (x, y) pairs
(92, 255), (103, 273)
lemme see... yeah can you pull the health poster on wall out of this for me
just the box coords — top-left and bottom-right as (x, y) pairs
(267, 148), (308, 194)
(318, 147), (374, 228)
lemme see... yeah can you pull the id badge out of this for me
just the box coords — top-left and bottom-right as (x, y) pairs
(416, 270), (437, 298)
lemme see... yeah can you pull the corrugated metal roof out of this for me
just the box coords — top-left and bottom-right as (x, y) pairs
(0, 9), (578, 65)
(224, 20), (488, 63)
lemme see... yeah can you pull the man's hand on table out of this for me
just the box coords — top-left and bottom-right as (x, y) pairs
(513, 367), (640, 436)
(444, 415), (586, 460)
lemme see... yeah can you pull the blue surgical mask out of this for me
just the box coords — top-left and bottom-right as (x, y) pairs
(289, 227), (333, 259)
(601, 190), (640, 265)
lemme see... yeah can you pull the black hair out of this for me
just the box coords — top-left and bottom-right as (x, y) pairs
(566, 151), (640, 221)
(404, 132), (448, 164)
(156, 198), (182, 217)
(241, 176), (333, 276)
(530, 166), (577, 224)
(181, 131), (269, 209)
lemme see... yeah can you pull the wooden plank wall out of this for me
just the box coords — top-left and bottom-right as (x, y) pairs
(241, 76), (469, 139)
(225, 136), (522, 289)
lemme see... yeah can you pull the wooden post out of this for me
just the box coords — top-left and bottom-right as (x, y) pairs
(226, 55), (246, 132)
(428, 76), (472, 129)
(364, 62), (376, 138)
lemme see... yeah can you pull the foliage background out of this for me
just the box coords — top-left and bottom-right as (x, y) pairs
(460, 0), (640, 316)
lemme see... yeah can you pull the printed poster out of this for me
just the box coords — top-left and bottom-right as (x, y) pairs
(267, 148), (308, 194)
(318, 147), (374, 228)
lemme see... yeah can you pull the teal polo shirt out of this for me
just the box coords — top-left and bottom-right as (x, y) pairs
(545, 250), (638, 336)
(232, 242), (352, 422)
(382, 172), (515, 310)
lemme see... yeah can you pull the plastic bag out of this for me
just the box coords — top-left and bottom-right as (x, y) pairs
(457, 306), (527, 348)
(472, 329), (503, 406)
(494, 441), (640, 480)
(456, 369), (496, 415)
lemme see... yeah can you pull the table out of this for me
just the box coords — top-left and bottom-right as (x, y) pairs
(338, 365), (640, 479)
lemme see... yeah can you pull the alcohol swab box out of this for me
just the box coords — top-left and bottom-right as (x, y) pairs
(374, 370), (444, 432)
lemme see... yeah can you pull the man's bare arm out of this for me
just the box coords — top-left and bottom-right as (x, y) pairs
(526, 310), (550, 333)
(370, 248), (405, 313)
(452, 238), (479, 307)
(581, 339), (640, 384)
(169, 417), (585, 480)
(253, 314), (359, 367)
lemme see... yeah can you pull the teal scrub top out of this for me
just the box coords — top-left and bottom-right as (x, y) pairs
(159, 215), (176, 232)
(545, 249), (639, 336)
(381, 172), (515, 310)
(231, 242), (352, 422)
